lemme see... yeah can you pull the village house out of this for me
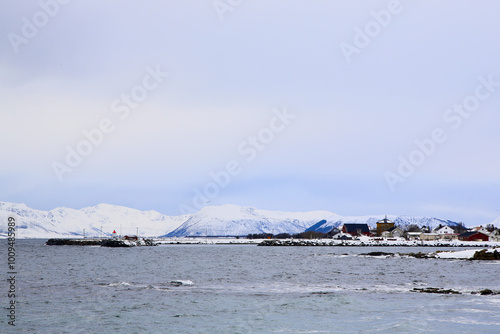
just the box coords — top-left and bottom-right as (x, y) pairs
(342, 224), (371, 237)
(405, 231), (423, 240)
(376, 216), (395, 236)
(433, 225), (459, 240)
(473, 226), (492, 236)
(421, 226), (431, 233)
(489, 229), (500, 242)
(439, 233), (458, 241)
(331, 232), (353, 240)
(381, 226), (404, 238)
(458, 231), (489, 242)
(327, 228), (341, 238)
(433, 225), (455, 234)
(420, 233), (439, 241)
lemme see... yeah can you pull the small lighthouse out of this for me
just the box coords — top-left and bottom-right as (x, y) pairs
(112, 230), (118, 239)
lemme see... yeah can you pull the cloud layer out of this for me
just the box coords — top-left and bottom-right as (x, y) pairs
(1, 0), (499, 224)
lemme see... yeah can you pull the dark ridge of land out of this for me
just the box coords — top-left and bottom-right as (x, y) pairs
(359, 252), (394, 256)
(100, 239), (134, 247)
(412, 287), (500, 295)
(46, 238), (157, 247)
(412, 287), (461, 295)
(406, 252), (436, 259)
(46, 239), (102, 246)
(351, 251), (436, 259)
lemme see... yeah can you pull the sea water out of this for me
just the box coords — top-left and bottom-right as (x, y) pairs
(2, 240), (500, 333)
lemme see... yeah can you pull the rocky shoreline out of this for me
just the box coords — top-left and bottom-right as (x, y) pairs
(257, 239), (495, 248)
(411, 287), (500, 295)
(471, 249), (500, 260)
(359, 250), (500, 260)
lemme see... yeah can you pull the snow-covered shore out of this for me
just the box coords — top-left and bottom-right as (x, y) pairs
(256, 237), (500, 248)
(154, 237), (265, 245)
(434, 248), (499, 260)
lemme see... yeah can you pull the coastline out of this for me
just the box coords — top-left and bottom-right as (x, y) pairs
(40, 236), (500, 248)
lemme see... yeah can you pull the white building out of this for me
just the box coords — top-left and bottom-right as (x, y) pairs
(434, 226), (455, 234)
(489, 229), (500, 242)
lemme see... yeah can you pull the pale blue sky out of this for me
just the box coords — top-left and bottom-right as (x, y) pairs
(1, 0), (499, 225)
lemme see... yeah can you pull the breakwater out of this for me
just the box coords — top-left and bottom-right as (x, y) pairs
(46, 238), (157, 247)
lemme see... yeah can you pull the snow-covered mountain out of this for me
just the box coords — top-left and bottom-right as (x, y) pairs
(0, 202), (341, 238)
(0, 201), (484, 238)
(164, 204), (341, 237)
(305, 215), (461, 233)
(0, 202), (188, 238)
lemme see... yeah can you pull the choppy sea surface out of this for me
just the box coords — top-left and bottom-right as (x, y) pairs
(2, 240), (500, 333)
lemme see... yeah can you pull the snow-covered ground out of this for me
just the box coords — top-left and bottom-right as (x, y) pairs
(154, 237), (500, 248)
(155, 237), (266, 245)
(434, 248), (498, 259)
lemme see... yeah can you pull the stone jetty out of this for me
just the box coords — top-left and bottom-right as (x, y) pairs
(46, 238), (157, 247)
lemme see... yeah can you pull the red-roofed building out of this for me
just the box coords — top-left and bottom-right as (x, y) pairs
(458, 231), (489, 242)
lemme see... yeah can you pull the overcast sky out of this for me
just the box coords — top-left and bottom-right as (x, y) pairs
(1, 0), (499, 224)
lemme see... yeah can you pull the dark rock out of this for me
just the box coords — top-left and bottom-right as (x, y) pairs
(47, 238), (157, 247)
(412, 287), (461, 295)
(360, 252), (394, 257)
(407, 252), (434, 259)
(101, 240), (133, 247)
(472, 249), (500, 260)
(479, 289), (500, 295)
(142, 239), (158, 246)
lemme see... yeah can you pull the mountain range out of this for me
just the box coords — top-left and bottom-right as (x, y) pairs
(0, 201), (495, 238)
